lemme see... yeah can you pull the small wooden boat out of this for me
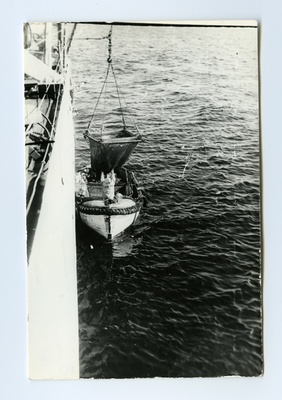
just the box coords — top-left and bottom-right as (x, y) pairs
(76, 167), (145, 240)
(75, 26), (145, 240)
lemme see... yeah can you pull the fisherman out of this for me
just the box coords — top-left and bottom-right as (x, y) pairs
(75, 170), (89, 198)
(101, 170), (116, 205)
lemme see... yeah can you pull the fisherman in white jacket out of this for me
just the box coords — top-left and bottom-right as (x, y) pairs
(101, 170), (116, 205)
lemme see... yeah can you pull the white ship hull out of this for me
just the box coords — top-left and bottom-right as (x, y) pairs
(27, 70), (79, 379)
(25, 23), (79, 379)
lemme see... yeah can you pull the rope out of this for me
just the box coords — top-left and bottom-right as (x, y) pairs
(77, 200), (142, 216)
(85, 25), (142, 137)
(85, 62), (111, 135)
(117, 89), (142, 138)
(101, 73), (108, 138)
(85, 27), (113, 135)
(66, 23), (77, 53)
(107, 26), (112, 63)
(110, 63), (126, 128)
(107, 26), (126, 127)
(86, 26), (127, 136)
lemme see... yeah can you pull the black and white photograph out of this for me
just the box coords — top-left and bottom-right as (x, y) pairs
(24, 21), (262, 380)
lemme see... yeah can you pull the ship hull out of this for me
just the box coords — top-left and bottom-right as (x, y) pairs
(27, 63), (79, 379)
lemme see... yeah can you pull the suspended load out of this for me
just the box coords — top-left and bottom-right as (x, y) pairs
(84, 26), (142, 177)
(76, 26), (145, 240)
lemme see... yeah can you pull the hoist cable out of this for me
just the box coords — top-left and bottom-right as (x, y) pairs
(85, 25), (130, 136)
(101, 75), (108, 138)
(110, 63), (126, 128)
(85, 62), (111, 134)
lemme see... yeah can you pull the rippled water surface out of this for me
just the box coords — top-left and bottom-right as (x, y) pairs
(69, 23), (262, 378)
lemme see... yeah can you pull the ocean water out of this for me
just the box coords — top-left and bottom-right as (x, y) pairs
(69, 23), (262, 378)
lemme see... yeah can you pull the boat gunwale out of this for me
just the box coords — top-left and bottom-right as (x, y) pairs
(77, 196), (142, 216)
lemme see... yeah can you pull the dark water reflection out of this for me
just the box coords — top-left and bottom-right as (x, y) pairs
(71, 24), (262, 378)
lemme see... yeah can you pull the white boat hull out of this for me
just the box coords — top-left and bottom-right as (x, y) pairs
(78, 198), (140, 240)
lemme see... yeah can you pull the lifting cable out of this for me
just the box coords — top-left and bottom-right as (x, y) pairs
(85, 26), (127, 137)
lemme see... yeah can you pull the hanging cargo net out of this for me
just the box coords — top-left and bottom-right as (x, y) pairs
(85, 26), (141, 142)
